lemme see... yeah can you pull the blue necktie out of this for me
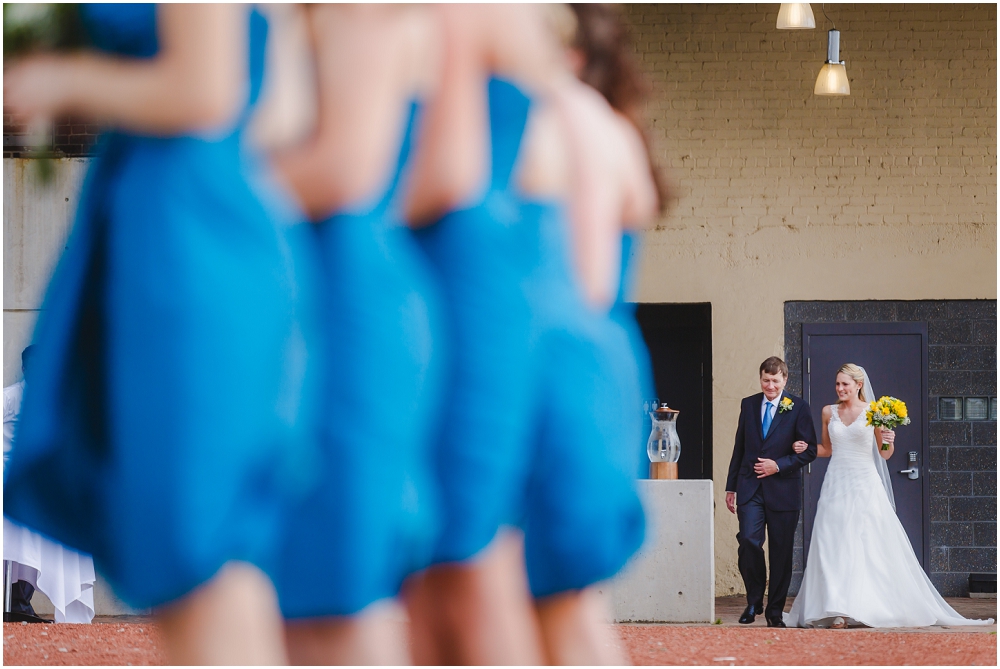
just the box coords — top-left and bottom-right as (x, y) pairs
(763, 401), (774, 437)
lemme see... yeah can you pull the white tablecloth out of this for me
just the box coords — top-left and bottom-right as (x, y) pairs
(4, 517), (96, 623)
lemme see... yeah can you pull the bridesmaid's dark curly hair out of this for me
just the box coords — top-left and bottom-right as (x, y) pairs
(569, 3), (670, 213)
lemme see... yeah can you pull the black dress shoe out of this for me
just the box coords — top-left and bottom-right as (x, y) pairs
(766, 616), (787, 628)
(3, 612), (51, 623)
(738, 603), (763, 624)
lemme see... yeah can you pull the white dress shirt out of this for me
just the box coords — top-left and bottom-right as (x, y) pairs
(761, 391), (782, 428)
(4, 380), (25, 466)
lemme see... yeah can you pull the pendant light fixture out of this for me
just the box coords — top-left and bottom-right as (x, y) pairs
(814, 29), (850, 95)
(776, 3), (816, 30)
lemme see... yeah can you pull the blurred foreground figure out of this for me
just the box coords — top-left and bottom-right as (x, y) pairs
(558, 3), (669, 480)
(3, 4), (318, 663)
(267, 4), (444, 664)
(517, 5), (670, 663)
(402, 4), (649, 664)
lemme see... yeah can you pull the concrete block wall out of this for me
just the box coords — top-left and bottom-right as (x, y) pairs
(624, 3), (997, 596)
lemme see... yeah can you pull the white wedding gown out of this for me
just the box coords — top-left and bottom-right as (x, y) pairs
(785, 406), (994, 628)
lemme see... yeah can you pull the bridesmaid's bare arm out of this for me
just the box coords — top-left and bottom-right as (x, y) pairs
(4, 5), (247, 134)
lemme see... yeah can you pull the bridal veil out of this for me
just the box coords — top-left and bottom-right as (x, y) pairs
(859, 367), (896, 512)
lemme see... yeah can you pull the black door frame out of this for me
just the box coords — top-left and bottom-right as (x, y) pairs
(635, 302), (713, 480)
(801, 322), (931, 572)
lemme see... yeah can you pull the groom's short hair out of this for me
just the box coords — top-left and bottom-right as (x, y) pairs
(759, 356), (788, 378)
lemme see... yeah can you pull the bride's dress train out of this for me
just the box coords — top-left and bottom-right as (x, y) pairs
(785, 406), (994, 628)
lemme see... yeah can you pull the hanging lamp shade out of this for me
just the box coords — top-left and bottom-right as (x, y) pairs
(814, 29), (850, 95)
(814, 63), (850, 95)
(776, 3), (816, 29)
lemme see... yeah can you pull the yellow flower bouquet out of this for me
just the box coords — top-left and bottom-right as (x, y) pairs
(865, 396), (911, 450)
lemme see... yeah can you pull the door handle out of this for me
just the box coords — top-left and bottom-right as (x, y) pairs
(898, 467), (919, 480)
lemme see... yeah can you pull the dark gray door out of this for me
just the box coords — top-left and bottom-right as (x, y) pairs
(802, 323), (930, 571)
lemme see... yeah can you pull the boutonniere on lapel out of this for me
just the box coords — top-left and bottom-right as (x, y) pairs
(778, 397), (794, 413)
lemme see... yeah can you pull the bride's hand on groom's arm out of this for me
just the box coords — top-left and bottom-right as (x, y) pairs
(792, 440), (809, 454)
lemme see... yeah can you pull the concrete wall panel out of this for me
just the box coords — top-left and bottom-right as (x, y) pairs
(608, 480), (715, 622)
(4, 158), (87, 386)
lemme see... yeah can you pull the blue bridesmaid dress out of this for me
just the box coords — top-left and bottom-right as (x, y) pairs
(519, 204), (647, 598)
(415, 77), (645, 588)
(273, 102), (444, 619)
(414, 78), (540, 564)
(2, 4), (318, 610)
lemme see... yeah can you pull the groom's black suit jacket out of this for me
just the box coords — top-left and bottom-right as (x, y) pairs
(726, 392), (818, 511)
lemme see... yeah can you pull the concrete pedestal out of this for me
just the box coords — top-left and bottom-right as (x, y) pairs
(606, 479), (715, 623)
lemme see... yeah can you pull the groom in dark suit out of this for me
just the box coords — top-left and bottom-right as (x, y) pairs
(726, 356), (817, 627)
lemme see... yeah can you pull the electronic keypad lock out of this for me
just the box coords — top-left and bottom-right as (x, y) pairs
(898, 451), (919, 480)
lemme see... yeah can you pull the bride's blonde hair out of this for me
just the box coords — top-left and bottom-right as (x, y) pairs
(837, 363), (866, 400)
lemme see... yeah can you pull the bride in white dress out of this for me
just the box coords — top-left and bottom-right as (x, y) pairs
(785, 363), (994, 629)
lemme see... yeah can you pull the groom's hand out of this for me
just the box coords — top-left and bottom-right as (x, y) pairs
(754, 458), (778, 478)
(725, 492), (736, 514)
